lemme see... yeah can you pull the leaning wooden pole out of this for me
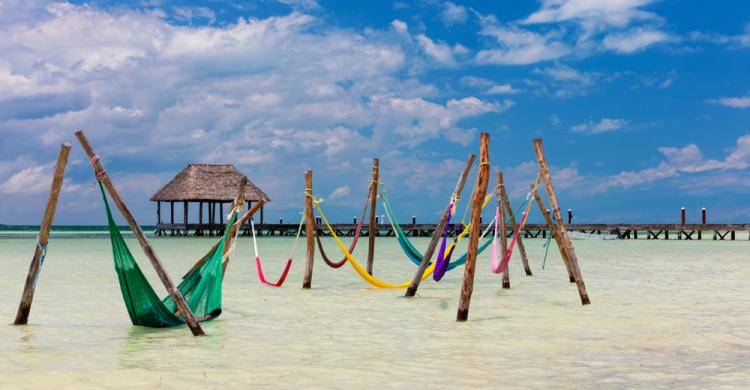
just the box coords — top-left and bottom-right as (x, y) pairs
(185, 197), (262, 280)
(496, 171), (510, 289)
(366, 159), (379, 275)
(302, 170), (315, 289)
(498, 171), (532, 276)
(13, 143), (71, 325)
(531, 188), (575, 283)
(532, 138), (590, 305)
(457, 133), (490, 321)
(75, 131), (205, 336)
(220, 178), (247, 276)
(405, 154), (476, 297)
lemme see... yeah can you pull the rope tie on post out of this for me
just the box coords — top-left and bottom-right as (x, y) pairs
(89, 155), (108, 190)
(305, 188), (324, 204)
(32, 236), (48, 289)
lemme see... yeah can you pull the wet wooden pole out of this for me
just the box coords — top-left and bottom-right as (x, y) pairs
(496, 172), (510, 289)
(75, 131), (205, 336)
(302, 170), (315, 289)
(457, 133), (490, 321)
(498, 170), (532, 276)
(405, 154), (476, 297)
(14, 143), (71, 325)
(367, 159), (379, 275)
(533, 138), (590, 305)
(532, 188), (576, 283)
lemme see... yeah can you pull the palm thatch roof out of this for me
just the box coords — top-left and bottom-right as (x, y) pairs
(150, 164), (270, 202)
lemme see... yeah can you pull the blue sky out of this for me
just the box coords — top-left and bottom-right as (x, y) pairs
(1, 0), (749, 225)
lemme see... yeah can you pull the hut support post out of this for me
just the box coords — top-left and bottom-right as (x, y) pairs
(532, 188), (575, 282)
(496, 172), (510, 289)
(260, 204), (264, 225)
(183, 201), (189, 234)
(457, 133), (490, 321)
(533, 138), (590, 305)
(157, 201), (161, 224)
(303, 170), (315, 289)
(367, 159), (379, 275)
(498, 171), (532, 276)
(14, 143), (71, 325)
(405, 153), (476, 297)
(75, 131), (205, 336)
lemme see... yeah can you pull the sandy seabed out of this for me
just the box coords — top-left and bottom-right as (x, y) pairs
(1, 234), (749, 389)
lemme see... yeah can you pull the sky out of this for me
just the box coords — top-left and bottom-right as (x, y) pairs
(1, 0), (749, 225)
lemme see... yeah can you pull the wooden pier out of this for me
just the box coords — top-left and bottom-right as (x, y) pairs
(154, 222), (750, 241)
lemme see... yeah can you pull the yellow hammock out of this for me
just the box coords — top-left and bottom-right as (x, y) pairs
(313, 195), (491, 289)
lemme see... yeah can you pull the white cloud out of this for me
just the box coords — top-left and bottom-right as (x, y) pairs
(0, 165), (52, 194)
(570, 118), (629, 134)
(368, 95), (503, 147)
(173, 6), (216, 25)
(486, 83), (520, 95)
(602, 28), (671, 53)
(328, 185), (351, 200)
(524, 0), (658, 28)
(476, 22), (571, 65)
(0, 3), (511, 223)
(277, 0), (320, 10)
(708, 96), (750, 109)
(689, 22), (750, 48)
(416, 34), (467, 67)
(460, 76), (521, 95)
(460, 76), (494, 88)
(391, 19), (408, 35)
(441, 2), (468, 26)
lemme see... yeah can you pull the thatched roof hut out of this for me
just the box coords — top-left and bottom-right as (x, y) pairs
(151, 164), (270, 202)
(151, 164), (270, 234)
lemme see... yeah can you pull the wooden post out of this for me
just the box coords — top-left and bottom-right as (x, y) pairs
(679, 207), (686, 240)
(457, 133), (490, 321)
(75, 131), (205, 336)
(220, 178), (247, 273)
(14, 143), (71, 325)
(157, 201), (161, 224)
(170, 201), (174, 224)
(405, 154), (476, 297)
(702, 208), (706, 224)
(302, 170), (315, 289)
(260, 204), (265, 224)
(367, 159), (379, 275)
(567, 209), (573, 224)
(532, 188), (576, 283)
(498, 170), (532, 276)
(220, 203), (224, 226)
(533, 138), (590, 305)
(183, 201), (189, 233)
(412, 216), (416, 224)
(496, 172), (510, 289)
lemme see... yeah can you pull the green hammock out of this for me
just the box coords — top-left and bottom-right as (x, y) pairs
(100, 183), (236, 328)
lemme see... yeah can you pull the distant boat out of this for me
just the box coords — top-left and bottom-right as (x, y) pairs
(568, 231), (618, 240)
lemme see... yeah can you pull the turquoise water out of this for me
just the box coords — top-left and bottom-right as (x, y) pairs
(1, 231), (749, 389)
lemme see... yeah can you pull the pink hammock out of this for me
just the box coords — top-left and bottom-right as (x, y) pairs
(251, 215), (302, 287)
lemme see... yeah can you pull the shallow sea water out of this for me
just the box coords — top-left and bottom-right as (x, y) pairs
(0, 232), (749, 389)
